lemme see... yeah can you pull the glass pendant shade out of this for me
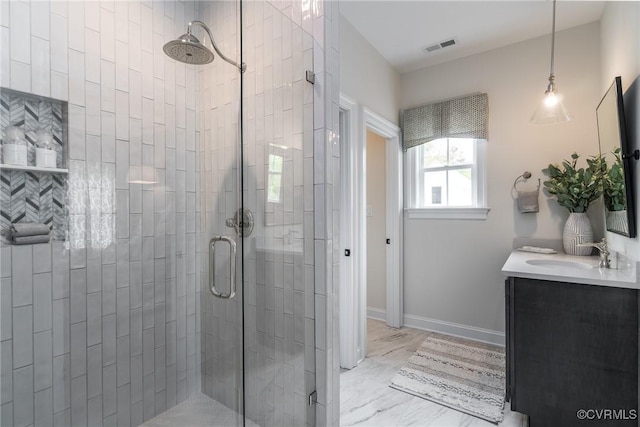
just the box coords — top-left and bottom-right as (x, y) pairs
(530, 0), (572, 125)
(530, 89), (573, 125)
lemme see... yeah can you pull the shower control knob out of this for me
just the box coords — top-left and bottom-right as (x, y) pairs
(225, 208), (254, 237)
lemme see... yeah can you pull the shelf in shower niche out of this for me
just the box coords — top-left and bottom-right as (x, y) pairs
(0, 164), (69, 174)
(1, 87), (69, 242)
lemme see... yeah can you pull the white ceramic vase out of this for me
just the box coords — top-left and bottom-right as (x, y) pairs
(563, 212), (594, 256)
(606, 209), (629, 235)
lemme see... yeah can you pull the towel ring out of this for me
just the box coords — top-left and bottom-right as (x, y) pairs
(512, 171), (540, 194)
(512, 171), (541, 213)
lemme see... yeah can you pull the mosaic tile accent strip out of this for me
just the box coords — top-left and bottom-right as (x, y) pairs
(0, 170), (67, 241)
(0, 172), (10, 224)
(0, 88), (68, 242)
(0, 96), (9, 131)
(0, 89), (64, 165)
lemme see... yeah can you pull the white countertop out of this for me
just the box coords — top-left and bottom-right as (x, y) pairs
(502, 250), (639, 289)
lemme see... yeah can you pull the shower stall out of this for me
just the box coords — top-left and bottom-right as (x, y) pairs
(0, 0), (340, 426)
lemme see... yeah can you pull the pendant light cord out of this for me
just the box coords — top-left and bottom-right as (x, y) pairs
(549, 0), (556, 77)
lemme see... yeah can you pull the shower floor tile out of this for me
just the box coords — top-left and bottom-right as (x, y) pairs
(141, 392), (257, 427)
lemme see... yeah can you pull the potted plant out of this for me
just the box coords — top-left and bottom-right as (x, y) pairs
(542, 153), (602, 255)
(600, 148), (629, 234)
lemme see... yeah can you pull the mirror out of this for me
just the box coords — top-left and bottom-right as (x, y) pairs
(596, 76), (637, 238)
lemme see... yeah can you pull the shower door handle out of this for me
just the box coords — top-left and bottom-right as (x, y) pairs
(209, 235), (237, 299)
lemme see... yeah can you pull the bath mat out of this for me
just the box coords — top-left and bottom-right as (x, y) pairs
(390, 335), (506, 423)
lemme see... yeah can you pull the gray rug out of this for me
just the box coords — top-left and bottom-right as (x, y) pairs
(390, 335), (506, 423)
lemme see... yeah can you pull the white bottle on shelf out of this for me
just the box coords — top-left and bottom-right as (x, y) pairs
(35, 130), (57, 168)
(2, 126), (28, 166)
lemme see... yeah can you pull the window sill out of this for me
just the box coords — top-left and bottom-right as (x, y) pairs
(405, 207), (491, 220)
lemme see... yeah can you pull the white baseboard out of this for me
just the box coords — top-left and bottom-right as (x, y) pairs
(367, 307), (505, 347)
(367, 307), (387, 321)
(403, 313), (505, 347)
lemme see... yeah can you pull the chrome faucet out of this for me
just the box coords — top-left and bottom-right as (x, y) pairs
(578, 238), (611, 269)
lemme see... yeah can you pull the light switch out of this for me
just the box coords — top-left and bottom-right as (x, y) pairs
(366, 206), (373, 217)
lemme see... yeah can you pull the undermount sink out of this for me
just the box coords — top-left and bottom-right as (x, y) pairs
(525, 259), (593, 270)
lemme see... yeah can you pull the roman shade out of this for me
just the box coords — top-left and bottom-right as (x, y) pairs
(402, 93), (488, 150)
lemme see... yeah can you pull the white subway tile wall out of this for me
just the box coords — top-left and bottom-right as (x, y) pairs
(0, 0), (339, 426)
(312, 1), (341, 425)
(1, 0), (203, 426)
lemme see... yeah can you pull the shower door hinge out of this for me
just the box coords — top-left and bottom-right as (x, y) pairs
(305, 70), (315, 84)
(308, 390), (317, 406)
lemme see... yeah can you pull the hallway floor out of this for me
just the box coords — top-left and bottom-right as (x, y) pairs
(340, 319), (527, 427)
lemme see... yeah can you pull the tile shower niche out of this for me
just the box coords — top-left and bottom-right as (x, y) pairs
(0, 88), (68, 242)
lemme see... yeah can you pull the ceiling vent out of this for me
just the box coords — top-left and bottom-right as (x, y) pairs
(424, 44), (441, 53)
(423, 38), (457, 54)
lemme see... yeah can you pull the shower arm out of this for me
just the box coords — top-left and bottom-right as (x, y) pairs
(188, 21), (246, 73)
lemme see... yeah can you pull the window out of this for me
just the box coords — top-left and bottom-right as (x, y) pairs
(401, 92), (489, 219)
(267, 154), (284, 203)
(406, 137), (489, 219)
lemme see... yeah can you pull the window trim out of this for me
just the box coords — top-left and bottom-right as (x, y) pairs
(405, 138), (489, 220)
(406, 207), (490, 220)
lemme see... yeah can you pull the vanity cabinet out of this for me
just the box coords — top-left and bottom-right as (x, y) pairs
(505, 277), (638, 427)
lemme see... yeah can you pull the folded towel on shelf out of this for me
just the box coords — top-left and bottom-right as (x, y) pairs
(12, 234), (51, 245)
(10, 223), (51, 237)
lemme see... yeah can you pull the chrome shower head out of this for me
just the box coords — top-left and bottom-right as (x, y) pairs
(163, 32), (215, 65)
(164, 21), (246, 72)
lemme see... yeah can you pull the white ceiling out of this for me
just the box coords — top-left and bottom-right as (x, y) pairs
(340, 1), (607, 74)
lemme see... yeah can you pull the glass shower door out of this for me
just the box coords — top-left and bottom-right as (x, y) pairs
(198, 1), (244, 426)
(241, 2), (316, 426)
(200, 1), (316, 426)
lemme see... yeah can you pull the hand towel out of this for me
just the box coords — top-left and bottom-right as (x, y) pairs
(10, 223), (51, 237)
(12, 234), (51, 245)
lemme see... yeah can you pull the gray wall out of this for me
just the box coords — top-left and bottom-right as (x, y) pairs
(400, 23), (603, 335)
(0, 1), (202, 426)
(339, 15), (401, 126)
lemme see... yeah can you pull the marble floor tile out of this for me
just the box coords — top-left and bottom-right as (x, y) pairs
(340, 319), (527, 427)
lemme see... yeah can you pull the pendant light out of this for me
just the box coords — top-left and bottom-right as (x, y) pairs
(530, 0), (572, 125)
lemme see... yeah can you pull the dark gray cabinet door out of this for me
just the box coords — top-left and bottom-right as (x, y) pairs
(507, 277), (638, 427)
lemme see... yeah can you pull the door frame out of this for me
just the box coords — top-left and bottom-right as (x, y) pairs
(363, 108), (403, 329)
(339, 94), (363, 369)
(339, 94), (403, 369)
